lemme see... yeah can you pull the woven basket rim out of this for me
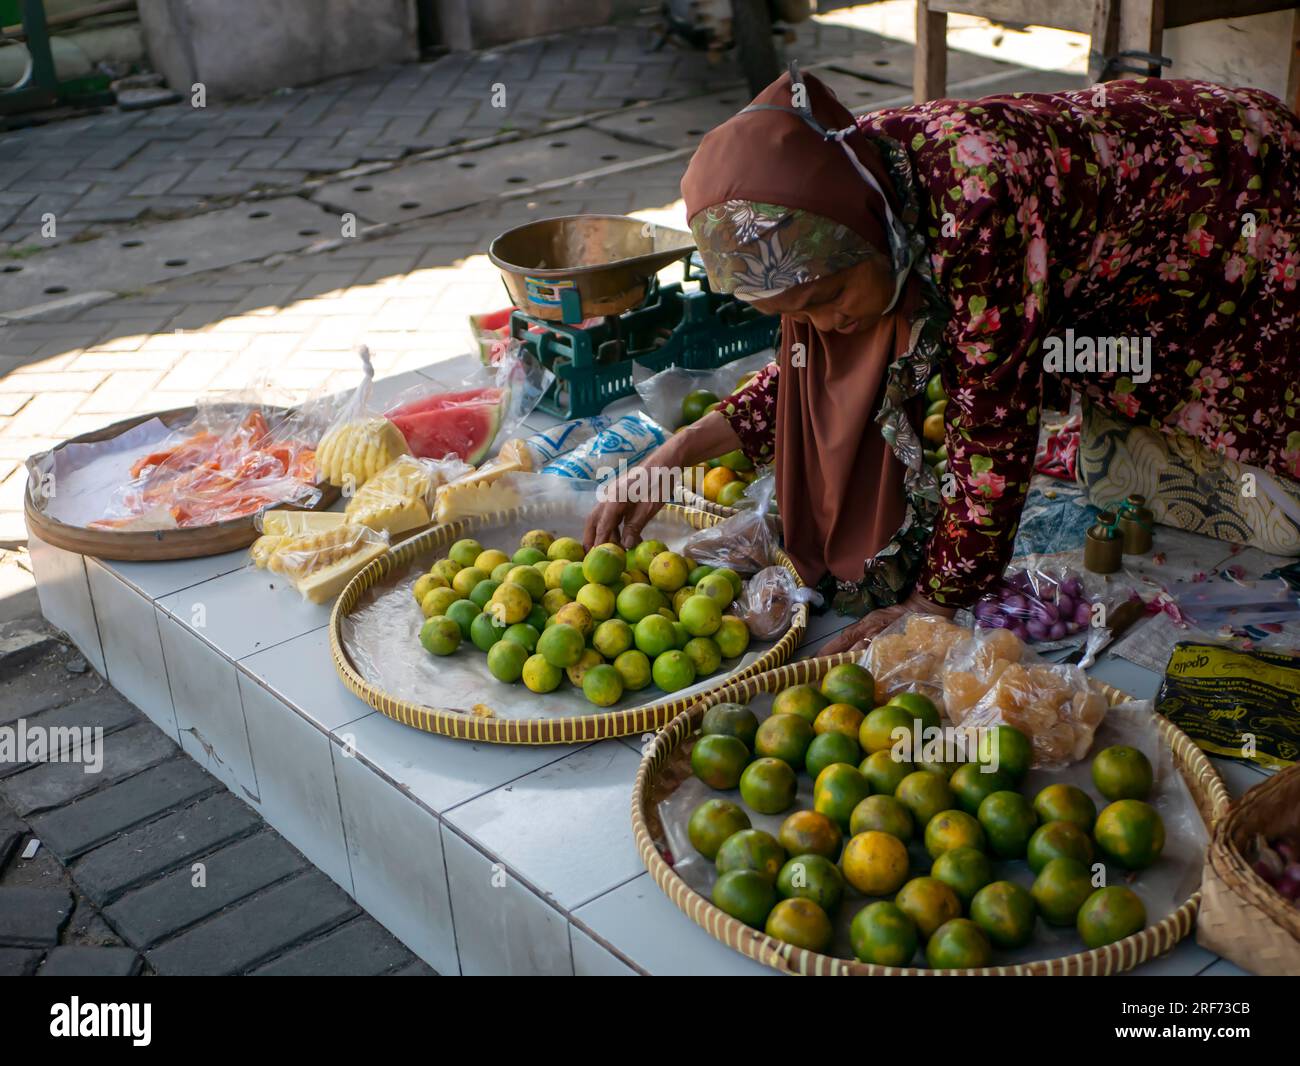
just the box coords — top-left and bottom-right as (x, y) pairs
(329, 502), (807, 745)
(631, 651), (1233, 976)
(1207, 760), (1300, 935)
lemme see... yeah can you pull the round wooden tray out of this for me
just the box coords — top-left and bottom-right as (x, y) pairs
(24, 405), (338, 561)
(632, 652), (1232, 976)
(329, 502), (808, 745)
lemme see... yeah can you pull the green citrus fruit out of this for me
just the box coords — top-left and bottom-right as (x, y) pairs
(501, 622), (539, 652)
(448, 538), (484, 568)
(859, 705), (916, 755)
(805, 731), (861, 780)
(714, 616), (750, 658)
(613, 649), (652, 691)
(1031, 857), (1095, 926)
(701, 702), (758, 749)
(576, 582), (615, 621)
(521, 653), (563, 693)
(765, 898), (832, 951)
(715, 828), (785, 881)
(670, 621), (691, 650)
(841, 830), (910, 896)
(969, 880), (1037, 949)
(820, 663), (875, 711)
(651, 649), (697, 692)
(1033, 783), (1097, 831)
(615, 582), (663, 624)
(633, 614), (675, 658)
(860, 750), (914, 795)
(895, 771), (955, 829)
(592, 618), (633, 659)
(470, 611), (508, 652)
(469, 578), (501, 610)
(553, 601), (593, 638)
(1091, 745), (1154, 802)
(1077, 885), (1147, 948)
(537, 622), (585, 669)
(581, 663), (624, 707)
(491, 561), (515, 583)
(755, 713), (815, 768)
(949, 762), (1014, 816)
(418, 616), (461, 656)
(924, 809), (987, 859)
(679, 594), (722, 637)
(442, 598), (479, 639)
(815, 703), (865, 741)
(975, 724), (1033, 782)
(850, 901), (919, 966)
(739, 758), (798, 815)
(926, 918), (992, 969)
(814, 764), (873, 830)
(1027, 820), (1095, 874)
(716, 480), (746, 508)
(778, 810), (842, 861)
(630, 539), (667, 574)
(687, 799), (751, 860)
(772, 684), (829, 724)
(541, 588), (570, 616)
(504, 565), (546, 601)
(776, 853), (844, 913)
(691, 734), (749, 790)
(684, 637), (722, 677)
(712, 869), (776, 928)
(930, 846), (993, 908)
(895, 876), (961, 941)
(713, 567), (743, 598)
(682, 389), (720, 424)
(560, 561), (587, 599)
(977, 790), (1039, 859)
(849, 794), (914, 842)
(512, 546), (546, 567)
(887, 691), (942, 732)
(581, 546), (623, 586)
(696, 572), (735, 608)
(486, 638), (528, 683)
(1094, 799), (1165, 870)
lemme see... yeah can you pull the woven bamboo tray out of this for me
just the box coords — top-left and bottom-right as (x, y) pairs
(330, 502), (807, 745)
(633, 652), (1231, 976)
(1198, 761), (1300, 975)
(674, 484), (737, 519)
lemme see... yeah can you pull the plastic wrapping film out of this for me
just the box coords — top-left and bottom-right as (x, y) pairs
(657, 689), (1208, 969)
(254, 522), (391, 603)
(734, 565), (823, 640)
(633, 348), (775, 430)
(27, 401), (328, 533)
(681, 469), (781, 575)
(338, 499), (779, 720)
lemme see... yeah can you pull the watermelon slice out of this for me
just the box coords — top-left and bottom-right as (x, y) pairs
(387, 386), (504, 464)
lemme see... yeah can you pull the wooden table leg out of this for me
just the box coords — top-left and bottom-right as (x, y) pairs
(914, 0), (948, 103)
(1088, 0), (1120, 83)
(1117, 0), (1165, 77)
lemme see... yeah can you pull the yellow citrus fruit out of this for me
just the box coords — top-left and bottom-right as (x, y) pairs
(487, 582), (532, 625)
(547, 536), (584, 562)
(717, 480), (746, 508)
(815, 703), (865, 741)
(772, 684), (830, 724)
(922, 413), (945, 444)
(715, 616), (750, 658)
(475, 549), (510, 573)
(543, 559), (569, 590)
(521, 653), (562, 693)
(778, 810), (842, 861)
(895, 876), (961, 940)
(581, 663), (624, 707)
(412, 573), (445, 604)
(520, 529), (554, 553)
(553, 601), (594, 638)
(452, 566), (487, 597)
(576, 582), (616, 621)
(613, 649), (652, 691)
(565, 647), (604, 688)
(648, 551), (690, 592)
(541, 588), (570, 615)
(841, 831), (909, 896)
(765, 897), (833, 952)
(420, 586), (459, 619)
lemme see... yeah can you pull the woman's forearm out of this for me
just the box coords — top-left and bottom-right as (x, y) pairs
(658, 410), (745, 470)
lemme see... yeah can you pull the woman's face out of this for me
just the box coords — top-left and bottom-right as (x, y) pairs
(750, 255), (895, 333)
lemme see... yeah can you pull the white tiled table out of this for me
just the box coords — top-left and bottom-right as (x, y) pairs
(27, 361), (1265, 975)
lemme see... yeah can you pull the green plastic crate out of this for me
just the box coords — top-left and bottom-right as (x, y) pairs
(518, 270), (779, 420)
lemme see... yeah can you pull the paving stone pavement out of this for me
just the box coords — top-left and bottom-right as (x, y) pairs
(0, 641), (433, 975)
(0, 18), (1079, 545)
(0, 17), (890, 250)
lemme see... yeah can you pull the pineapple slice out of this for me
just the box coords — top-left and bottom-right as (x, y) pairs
(316, 418), (409, 489)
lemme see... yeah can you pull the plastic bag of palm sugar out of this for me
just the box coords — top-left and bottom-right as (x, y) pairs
(1155, 641), (1300, 769)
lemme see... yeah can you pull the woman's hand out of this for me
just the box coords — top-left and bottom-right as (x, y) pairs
(583, 411), (745, 550)
(821, 591), (956, 655)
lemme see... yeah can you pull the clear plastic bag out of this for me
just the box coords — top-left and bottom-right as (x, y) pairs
(540, 412), (669, 483)
(733, 565), (823, 639)
(943, 626), (1107, 768)
(633, 350), (775, 430)
(342, 454), (470, 535)
(680, 468), (780, 574)
(253, 522), (390, 603)
(860, 612), (968, 708)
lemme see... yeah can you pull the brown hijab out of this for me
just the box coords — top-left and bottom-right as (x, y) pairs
(681, 71), (917, 588)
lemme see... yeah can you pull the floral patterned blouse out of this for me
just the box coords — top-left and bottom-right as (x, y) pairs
(720, 78), (1300, 608)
